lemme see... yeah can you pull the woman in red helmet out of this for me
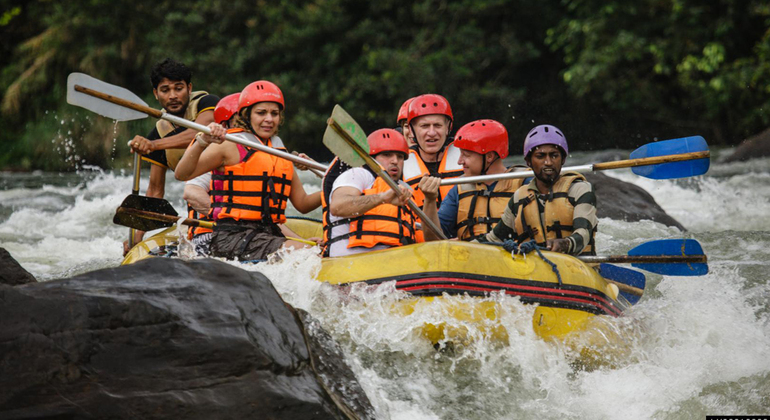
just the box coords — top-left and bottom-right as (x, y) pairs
(175, 80), (321, 261)
(420, 119), (529, 241)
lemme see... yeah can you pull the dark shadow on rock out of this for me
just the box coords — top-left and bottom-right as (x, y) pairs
(585, 173), (685, 231)
(722, 127), (770, 163)
(0, 248), (36, 286)
(0, 258), (375, 419)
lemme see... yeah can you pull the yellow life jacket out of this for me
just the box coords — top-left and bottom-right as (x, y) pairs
(512, 172), (595, 254)
(346, 176), (417, 249)
(455, 172), (525, 241)
(402, 145), (463, 207)
(210, 128), (293, 224)
(154, 91), (212, 170)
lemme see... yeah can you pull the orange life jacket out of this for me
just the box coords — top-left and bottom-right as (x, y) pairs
(402, 144), (463, 207)
(346, 176), (418, 249)
(187, 205), (213, 239)
(210, 128), (293, 224)
(512, 172), (595, 254)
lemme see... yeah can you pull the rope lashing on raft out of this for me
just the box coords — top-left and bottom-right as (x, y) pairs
(489, 240), (563, 286)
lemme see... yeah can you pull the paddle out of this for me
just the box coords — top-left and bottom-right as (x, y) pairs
(113, 201), (318, 246)
(322, 104), (448, 240)
(66, 72), (328, 172)
(128, 152), (142, 248)
(440, 136), (710, 185)
(579, 239), (708, 276)
(599, 263), (646, 304)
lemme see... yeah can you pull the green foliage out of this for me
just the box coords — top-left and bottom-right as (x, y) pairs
(1, 0), (768, 170)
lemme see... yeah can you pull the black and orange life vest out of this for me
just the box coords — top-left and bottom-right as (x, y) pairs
(346, 176), (418, 249)
(187, 205), (213, 239)
(320, 157), (352, 256)
(512, 172), (595, 254)
(402, 145), (463, 207)
(210, 129), (293, 224)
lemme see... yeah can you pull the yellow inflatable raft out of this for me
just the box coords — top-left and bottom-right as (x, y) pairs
(122, 219), (629, 352)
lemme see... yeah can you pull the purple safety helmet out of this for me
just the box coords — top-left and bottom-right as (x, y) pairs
(523, 124), (568, 158)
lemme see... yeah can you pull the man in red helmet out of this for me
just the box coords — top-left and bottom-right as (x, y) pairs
(402, 94), (464, 208)
(325, 129), (416, 257)
(396, 97), (416, 147)
(420, 119), (528, 241)
(123, 58), (219, 255)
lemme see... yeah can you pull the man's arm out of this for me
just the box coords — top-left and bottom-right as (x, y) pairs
(562, 181), (597, 255)
(330, 185), (410, 218)
(131, 109), (216, 154)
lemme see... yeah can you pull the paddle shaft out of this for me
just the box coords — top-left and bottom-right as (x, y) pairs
(579, 255), (707, 264)
(328, 119), (448, 240)
(117, 207), (215, 229)
(116, 207), (317, 246)
(439, 151), (710, 186)
(128, 152), (142, 248)
(604, 279), (644, 297)
(73, 85), (329, 172)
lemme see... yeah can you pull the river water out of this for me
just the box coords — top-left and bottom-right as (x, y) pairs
(1, 149), (768, 419)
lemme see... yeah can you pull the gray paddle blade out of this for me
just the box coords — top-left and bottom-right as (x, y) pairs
(322, 104), (369, 167)
(67, 72), (149, 121)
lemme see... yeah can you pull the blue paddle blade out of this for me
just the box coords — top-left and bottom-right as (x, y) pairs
(630, 136), (710, 179)
(600, 263), (646, 305)
(629, 239), (709, 276)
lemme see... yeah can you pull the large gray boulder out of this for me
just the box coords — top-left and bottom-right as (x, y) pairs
(722, 127), (770, 163)
(585, 172), (685, 230)
(0, 248), (36, 286)
(0, 258), (374, 419)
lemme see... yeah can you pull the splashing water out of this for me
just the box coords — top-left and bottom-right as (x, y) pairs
(1, 152), (768, 419)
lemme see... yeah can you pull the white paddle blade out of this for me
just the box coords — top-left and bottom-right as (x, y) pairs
(66, 73), (149, 121)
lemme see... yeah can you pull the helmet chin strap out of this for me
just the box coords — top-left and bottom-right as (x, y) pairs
(481, 153), (499, 176)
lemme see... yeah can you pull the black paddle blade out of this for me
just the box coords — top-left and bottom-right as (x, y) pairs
(119, 194), (178, 216)
(113, 195), (179, 231)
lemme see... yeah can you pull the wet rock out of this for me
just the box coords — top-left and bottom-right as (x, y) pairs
(585, 173), (685, 230)
(0, 248), (36, 285)
(0, 258), (374, 419)
(722, 127), (770, 163)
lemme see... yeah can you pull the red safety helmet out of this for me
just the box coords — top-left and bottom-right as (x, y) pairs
(397, 97), (415, 124)
(368, 128), (409, 157)
(453, 119), (509, 159)
(407, 94), (453, 124)
(238, 80), (285, 111)
(213, 93), (241, 124)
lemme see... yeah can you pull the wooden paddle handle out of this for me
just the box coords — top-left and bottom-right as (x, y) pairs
(118, 207), (215, 229)
(579, 255), (708, 264)
(604, 279), (644, 297)
(593, 151), (710, 171)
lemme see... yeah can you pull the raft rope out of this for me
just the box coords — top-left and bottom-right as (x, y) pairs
(489, 239), (563, 286)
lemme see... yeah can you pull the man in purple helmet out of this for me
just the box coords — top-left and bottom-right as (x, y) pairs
(484, 125), (597, 255)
